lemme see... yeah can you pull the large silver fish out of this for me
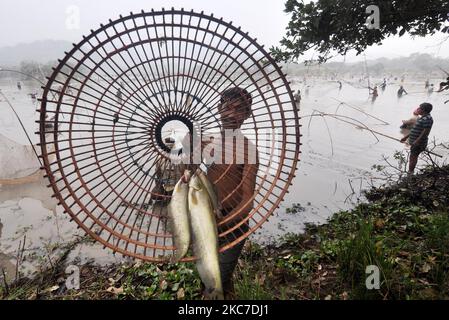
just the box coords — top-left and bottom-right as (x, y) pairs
(196, 168), (223, 219)
(188, 173), (224, 299)
(167, 170), (191, 262)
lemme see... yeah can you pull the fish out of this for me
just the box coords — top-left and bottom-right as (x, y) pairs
(188, 173), (224, 300)
(196, 168), (223, 220)
(167, 170), (191, 262)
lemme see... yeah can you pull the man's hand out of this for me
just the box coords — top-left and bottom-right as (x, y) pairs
(400, 133), (410, 143)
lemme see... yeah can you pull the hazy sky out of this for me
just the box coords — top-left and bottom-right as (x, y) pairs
(1, 0), (448, 62)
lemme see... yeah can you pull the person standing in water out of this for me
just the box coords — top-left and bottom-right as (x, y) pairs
(400, 103), (434, 174)
(371, 86), (378, 104)
(17, 81), (22, 90)
(380, 78), (387, 92)
(397, 85), (408, 98)
(427, 84), (434, 97)
(294, 89), (301, 110)
(29, 93), (37, 103)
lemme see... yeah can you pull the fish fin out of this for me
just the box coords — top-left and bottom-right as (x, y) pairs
(169, 236), (185, 263)
(171, 235), (189, 262)
(215, 209), (224, 220)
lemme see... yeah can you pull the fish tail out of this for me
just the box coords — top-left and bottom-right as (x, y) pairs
(195, 256), (223, 299)
(204, 287), (224, 300)
(170, 250), (183, 263)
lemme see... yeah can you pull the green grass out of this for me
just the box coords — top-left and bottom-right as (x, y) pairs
(335, 215), (393, 299)
(234, 267), (273, 300)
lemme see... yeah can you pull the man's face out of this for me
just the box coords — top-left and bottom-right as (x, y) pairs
(417, 106), (427, 115)
(218, 99), (247, 128)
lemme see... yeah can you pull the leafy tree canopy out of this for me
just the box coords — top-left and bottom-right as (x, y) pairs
(271, 0), (449, 63)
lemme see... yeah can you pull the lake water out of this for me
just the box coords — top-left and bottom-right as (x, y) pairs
(1, 76), (448, 277)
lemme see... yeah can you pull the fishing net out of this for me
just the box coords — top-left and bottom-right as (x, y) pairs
(37, 9), (301, 261)
(0, 133), (40, 182)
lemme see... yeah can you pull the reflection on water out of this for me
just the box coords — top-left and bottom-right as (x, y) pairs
(0, 172), (58, 213)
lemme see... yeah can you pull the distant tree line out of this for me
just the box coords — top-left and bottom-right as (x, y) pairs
(19, 60), (56, 80)
(284, 53), (449, 77)
(0, 60), (56, 80)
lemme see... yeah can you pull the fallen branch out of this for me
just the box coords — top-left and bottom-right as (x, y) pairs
(303, 111), (443, 158)
(332, 98), (389, 125)
(1, 268), (9, 295)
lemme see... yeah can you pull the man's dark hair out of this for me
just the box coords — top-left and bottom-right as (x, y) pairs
(420, 102), (433, 114)
(220, 87), (253, 118)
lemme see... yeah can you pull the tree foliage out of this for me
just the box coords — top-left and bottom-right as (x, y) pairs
(271, 0), (449, 62)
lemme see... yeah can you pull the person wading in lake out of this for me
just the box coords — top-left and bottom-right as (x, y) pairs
(400, 103), (434, 174)
(294, 89), (301, 110)
(371, 86), (378, 104)
(397, 85), (408, 99)
(380, 78), (387, 92)
(427, 84), (434, 97)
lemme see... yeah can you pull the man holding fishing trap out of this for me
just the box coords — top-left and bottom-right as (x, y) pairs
(211, 87), (258, 298)
(166, 87), (258, 299)
(400, 103), (434, 174)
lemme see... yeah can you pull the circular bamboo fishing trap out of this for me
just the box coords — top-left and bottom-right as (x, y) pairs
(37, 9), (301, 262)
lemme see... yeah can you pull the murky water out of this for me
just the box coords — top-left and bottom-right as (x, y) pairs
(259, 75), (449, 242)
(1, 76), (448, 276)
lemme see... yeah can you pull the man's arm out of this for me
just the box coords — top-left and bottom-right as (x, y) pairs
(402, 119), (414, 126)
